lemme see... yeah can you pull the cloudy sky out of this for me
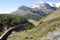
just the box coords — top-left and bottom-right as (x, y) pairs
(0, 0), (60, 13)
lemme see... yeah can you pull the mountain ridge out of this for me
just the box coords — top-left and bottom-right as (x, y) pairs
(31, 2), (60, 8)
(11, 2), (58, 21)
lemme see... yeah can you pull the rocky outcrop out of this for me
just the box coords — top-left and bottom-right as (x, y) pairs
(41, 29), (60, 40)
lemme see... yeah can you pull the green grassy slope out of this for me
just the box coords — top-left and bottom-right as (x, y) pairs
(0, 14), (34, 36)
(7, 9), (60, 40)
(42, 9), (60, 22)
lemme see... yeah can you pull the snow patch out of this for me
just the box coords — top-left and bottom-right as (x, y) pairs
(31, 2), (60, 8)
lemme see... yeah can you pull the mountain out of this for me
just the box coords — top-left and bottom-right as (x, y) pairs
(11, 2), (58, 21)
(8, 8), (60, 40)
(18, 5), (32, 11)
(31, 2), (57, 10)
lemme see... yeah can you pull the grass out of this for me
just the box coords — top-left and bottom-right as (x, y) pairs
(28, 19), (40, 26)
(7, 9), (60, 40)
(7, 17), (60, 40)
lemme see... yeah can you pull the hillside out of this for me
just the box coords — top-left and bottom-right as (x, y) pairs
(7, 8), (60, 40)
(42, 9), (60, 22)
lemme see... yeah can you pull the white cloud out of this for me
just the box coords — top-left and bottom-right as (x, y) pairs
(55, 2), (60, 7)
(0, 8), (16, 14)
